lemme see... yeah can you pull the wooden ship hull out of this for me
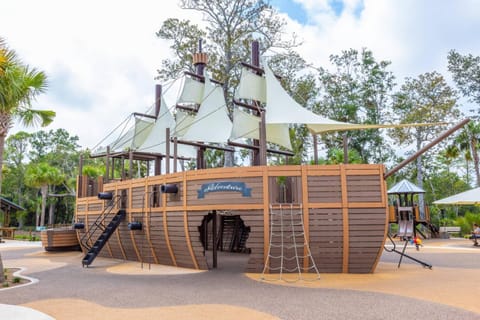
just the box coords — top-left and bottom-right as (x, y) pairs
(75, 164), (388, 273)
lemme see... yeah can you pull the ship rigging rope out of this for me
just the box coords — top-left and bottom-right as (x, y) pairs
(98, 78), (231, 152)
(90, 75), (182, 151)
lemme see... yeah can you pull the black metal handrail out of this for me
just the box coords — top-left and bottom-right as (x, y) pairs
(79, 195), (123, 250)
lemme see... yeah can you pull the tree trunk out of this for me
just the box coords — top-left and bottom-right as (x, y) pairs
(35, 202), (40, 227)
(416, 135), (425, 220)
(471, 138), (480, 187)
(0, 133), (5, 196)
(40, 185), (48, 226)
(48, 201), (54, 226)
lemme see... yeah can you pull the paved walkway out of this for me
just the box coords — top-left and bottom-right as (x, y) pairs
(1, 238), (479, 319)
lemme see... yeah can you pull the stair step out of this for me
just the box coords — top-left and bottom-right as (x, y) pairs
(80, 209), (126, 267)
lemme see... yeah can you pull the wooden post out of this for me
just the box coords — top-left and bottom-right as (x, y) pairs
(129, 149), (133, 179)
(105, 146), (110, 181)
(173, 137), (178, 173)
(192, 39), (208, 170)
(343, 133), (348, 164)
(78, 154), (84, 197)
(212, 210), (217, 268)
(155, 84), (162, 119)
(121, 156), (125, 180)
(313, 134), (318, 164)
(111, 158), (115, 180)
(251, 40), (264, 166)
(154, 157), (161, 176)
(259, 111), (267, 166)
(166, 128), (170, 174)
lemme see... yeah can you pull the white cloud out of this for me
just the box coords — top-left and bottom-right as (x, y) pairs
(1, 0), (480, 149)
(292, 0), (480, 80)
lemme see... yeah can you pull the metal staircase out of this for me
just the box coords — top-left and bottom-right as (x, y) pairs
(80, 195), (126, 267)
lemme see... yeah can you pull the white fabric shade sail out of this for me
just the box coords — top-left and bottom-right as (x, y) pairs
(230, 108), (292, 150)
(180, 75), (233, 144)
(177, 76), (204, 105)
(97, 58), (443, 160)
(433, 187), (480, 205)
(137, 97), (196, 158)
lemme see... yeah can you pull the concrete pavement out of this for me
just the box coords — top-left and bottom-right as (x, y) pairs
(1, 238), (479, 319)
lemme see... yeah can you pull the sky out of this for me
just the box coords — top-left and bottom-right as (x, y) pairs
(1, 0), (480, 150)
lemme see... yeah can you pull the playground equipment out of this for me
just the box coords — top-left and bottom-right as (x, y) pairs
(386, 180), (432, 268)
(384, 234), (432, 269)
(72, 41), (469, 274)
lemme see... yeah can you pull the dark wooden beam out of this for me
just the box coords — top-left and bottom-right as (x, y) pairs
(175, 139), (235, 152)
(227, 140), (294, 156)
(175, 104), (199, 112)
(241, 61), (264, 75)
(133, 112), (157, 120)
(184, 71), (223, 86)
(233, 99), (264, 112)
(384, 118), (470, 179)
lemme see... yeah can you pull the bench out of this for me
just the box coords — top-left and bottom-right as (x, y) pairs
(0, 227), (16, 240)
(439, 226), (461, 233)
(438, 226), (461, 239)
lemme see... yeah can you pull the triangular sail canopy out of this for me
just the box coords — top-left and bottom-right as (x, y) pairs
(262, 61), (439, 133)
(181, 75), (233, 143)
(177, 76), (204, 105)
(174, 110), (195, 138)
(138, 96), (196, 158)
(230, 108), (292, 150)
(234, 68), (266, 103)
(107, 118), (153, 152)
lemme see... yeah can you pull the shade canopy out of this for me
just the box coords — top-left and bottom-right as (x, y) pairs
(387, 179), (425, 194)
(433, 187), (480, 205)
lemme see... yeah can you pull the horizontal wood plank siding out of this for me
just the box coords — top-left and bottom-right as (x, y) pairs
(308, 176), (342, 203)
(166, 212), (195, 269)
(149, 213), (174, 265)
(348, 208), (386, 273)
(242, 211), (264, 273)
(75, 164), (388, 274)
(308, 208), (344, 273)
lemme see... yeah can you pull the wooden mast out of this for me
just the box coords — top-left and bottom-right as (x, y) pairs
(155, 84), (162, 175)
(193, 39), (208, 170)
(251, 41), (267, 166)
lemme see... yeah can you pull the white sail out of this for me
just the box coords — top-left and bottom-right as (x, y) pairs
(138, 97), (196, 158)
(177, 76), (204, 105)
(264, 63), (335, 125)
(262, 61), (433, 133)
(230, 108), (292, 150)
(181, 75), (233, 143)
(108, 118), (153, 152)
(174, 109), (195, 138)
(234, 67), (266, 103)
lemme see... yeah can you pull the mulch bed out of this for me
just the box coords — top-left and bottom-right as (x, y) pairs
(2, 268), (30, 289)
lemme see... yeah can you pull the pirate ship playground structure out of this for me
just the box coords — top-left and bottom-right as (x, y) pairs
(70, 41), (467, 274)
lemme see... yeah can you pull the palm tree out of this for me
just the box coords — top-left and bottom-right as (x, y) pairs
(453, 121), (480, 186)
(0, 37), (55, 196)
(25, 162), (64, 227)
